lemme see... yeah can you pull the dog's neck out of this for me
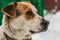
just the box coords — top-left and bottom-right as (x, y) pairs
(4, 32), (16, 40)
(2, 15), (32, 40)
(3, 23), (32, 40)
(3, 22), (17, 40)
(2, 15), (17, 37)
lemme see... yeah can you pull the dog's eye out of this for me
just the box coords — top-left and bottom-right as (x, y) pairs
(26, 11), (33, 16)
(25, 11), (34, 19)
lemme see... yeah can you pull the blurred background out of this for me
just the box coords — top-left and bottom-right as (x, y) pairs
(43, 0), (60, 21)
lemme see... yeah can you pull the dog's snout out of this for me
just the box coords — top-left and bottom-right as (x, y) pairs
(41, 19), (49, 27)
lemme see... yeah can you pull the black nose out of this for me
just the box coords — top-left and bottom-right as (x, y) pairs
(41, 19), (49, 28)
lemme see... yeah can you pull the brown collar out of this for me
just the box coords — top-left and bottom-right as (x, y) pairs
(4, 32), (15, 40)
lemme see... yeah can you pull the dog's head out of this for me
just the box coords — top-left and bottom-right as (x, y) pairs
(2, 2), (49, 34)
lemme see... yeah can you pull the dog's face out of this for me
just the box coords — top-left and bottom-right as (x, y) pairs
(2, 2), (49, 34)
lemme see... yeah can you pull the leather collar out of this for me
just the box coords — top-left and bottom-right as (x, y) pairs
(4, 32), (15, 40)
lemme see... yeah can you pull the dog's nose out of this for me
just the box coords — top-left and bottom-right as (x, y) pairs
(41, 19), (49, 28)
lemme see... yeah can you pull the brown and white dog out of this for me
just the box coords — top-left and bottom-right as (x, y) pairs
(0, 2), (49, 40)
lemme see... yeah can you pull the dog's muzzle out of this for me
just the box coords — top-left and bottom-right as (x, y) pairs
(41, 19), (49, 32)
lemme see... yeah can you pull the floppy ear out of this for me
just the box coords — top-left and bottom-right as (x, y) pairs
(2, 3), (16, 18)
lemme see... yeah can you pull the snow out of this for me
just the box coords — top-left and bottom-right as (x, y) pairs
(32, 11), (60, 40)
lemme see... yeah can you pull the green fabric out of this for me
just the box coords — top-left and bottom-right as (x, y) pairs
(0, 0), (43, 25)
(30, 0), (43, 17)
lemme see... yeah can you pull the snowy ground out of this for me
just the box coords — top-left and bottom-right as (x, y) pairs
(32, 11), (60, 40)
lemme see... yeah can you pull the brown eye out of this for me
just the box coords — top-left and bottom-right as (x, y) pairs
(26, 11), (33, 16)
(25, 11), (34, 19)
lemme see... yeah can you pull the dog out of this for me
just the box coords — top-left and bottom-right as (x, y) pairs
(0, 2), (49, 40)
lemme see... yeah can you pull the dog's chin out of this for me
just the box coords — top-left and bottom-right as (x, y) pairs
(29, 28), (48, 34)
(40, 28), (48, 32)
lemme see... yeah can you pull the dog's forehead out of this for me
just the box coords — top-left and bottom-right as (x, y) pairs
(16, 2), (37, 12)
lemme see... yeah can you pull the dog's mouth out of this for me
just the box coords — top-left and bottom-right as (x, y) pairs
(29, 30), (37, 34)
(29, 19), (49, 34)
(29, 23), (49, 34)
(29, 28), (48, 34)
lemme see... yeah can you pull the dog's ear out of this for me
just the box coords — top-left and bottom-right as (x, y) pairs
(2, 2), (17, 18)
